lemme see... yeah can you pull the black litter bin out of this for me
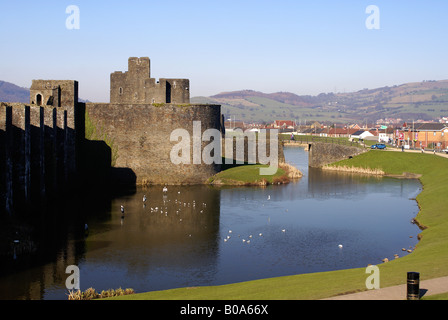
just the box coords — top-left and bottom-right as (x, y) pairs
(407, 272), (420, 300)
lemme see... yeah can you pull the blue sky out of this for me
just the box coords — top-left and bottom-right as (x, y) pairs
(0, 1), (447, 102)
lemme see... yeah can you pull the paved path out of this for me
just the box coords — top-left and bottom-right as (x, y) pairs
(383, 146), (448, 158)
(323, 276), (448, 300)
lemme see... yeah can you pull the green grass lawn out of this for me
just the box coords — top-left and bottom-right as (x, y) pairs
(423, 292), (448, 300)
(207, 164), (286, 185)
(109, 150), (448, 300)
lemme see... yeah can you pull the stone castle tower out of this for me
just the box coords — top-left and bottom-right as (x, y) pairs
(30, 80), (78, 109)
(110, 57), (190, 104)
(85, 57), (222, 185)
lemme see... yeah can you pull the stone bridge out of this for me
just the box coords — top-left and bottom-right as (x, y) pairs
(282, 138), (368, 167)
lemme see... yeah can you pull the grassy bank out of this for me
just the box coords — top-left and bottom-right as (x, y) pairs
(207, 162), (302, 186)
(111, 150), (448, 300)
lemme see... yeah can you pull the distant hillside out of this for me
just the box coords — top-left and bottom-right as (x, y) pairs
(211, 90), (315, 107)
(0, 80), (30, 103)
(192, 80), (448, 124)
(3, 78), (448, 124)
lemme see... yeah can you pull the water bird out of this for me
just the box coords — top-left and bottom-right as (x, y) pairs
(163, 186), (168, 193)
(259, 233), (263, 236)
(338, 244), (343, 248)
(282, 229), (286, 233)
(267, 195), (270, 200)
(143, 195), (147, 202)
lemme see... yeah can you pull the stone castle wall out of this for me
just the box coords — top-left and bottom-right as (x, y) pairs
(85, 103), (222, 185)
(0, 102), (78, 215)
(308, 142), (367, 168)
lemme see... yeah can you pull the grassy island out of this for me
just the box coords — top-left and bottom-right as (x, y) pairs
(207, 162), (302, 186)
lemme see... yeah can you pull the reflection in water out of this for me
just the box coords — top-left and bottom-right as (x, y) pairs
(0, 147), (422, 300)
(79, 185), (222, 296)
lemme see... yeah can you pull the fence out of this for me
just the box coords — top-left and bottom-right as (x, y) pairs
(280, 134), (367, 149)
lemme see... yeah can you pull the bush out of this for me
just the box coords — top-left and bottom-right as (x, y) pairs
(67, 287), (135, 300)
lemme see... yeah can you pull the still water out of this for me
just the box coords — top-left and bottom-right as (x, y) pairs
(0, 147), (421, 300)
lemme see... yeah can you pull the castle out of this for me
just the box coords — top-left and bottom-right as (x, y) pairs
(110, 57), (190, 104)
(1, 57), (288, 215)
(1, 57), (223, 215)
(85, 57), (223, 186)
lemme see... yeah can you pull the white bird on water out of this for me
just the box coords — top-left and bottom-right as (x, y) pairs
(338, 244), (343, 248)
(163, 186), (168, 193)
(267, 195), (270, 200)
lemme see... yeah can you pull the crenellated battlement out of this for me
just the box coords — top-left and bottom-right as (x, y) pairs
(110, 57), (189, 104)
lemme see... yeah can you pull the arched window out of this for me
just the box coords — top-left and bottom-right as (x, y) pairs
(36, 94), (42, 106)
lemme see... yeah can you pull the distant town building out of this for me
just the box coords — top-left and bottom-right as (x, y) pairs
(327, 128), (359, 138)
(395, 122), (448, 149)
(273, 120), (296, 130)
(350, 130), (374, 140)
(224, 120), (245, 131)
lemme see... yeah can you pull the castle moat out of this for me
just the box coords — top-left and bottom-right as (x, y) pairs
(0, 147), (421, 300)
